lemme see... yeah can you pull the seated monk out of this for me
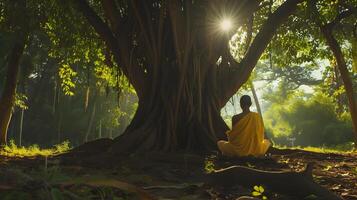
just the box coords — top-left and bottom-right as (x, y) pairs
(217, 95), (271, 157)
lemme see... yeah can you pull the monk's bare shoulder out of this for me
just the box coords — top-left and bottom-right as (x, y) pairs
(232, 113), (244, 126)
(233, 113), (244, 121)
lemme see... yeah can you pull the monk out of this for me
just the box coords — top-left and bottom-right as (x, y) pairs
(217, 95), (271, 157)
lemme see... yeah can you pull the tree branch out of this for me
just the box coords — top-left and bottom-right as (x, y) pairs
(72, 0), (121, 68)
(101, 0), (122, 35)
(130, 0), (158, 66)
(326, 8), (355, 29)
(219, 0), (304, 107)
(71, 0), (146, 98)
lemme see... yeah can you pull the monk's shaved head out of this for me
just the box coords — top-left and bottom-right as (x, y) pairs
(240, 95), (252, 108)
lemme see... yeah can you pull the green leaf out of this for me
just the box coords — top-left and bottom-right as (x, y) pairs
(252, 191), (261, 196)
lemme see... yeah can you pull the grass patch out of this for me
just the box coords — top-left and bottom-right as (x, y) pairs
(274, 144), (355, 154)
(0, 140), (71, 157)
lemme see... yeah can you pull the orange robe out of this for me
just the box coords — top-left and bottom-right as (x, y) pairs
(217, 112), (270, 157)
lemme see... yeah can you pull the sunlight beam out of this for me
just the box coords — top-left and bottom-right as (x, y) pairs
(220, 18), (233, 32)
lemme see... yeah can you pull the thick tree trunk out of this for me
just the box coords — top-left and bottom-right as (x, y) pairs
(109, 53), (229, 153)
(111, 90), (228, 153)
(0, 41), (25, 145)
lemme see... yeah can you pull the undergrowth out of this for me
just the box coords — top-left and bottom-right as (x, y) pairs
(0, 140), (71, 157)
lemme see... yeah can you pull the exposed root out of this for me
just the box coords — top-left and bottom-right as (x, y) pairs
(207, 163), (342, 200)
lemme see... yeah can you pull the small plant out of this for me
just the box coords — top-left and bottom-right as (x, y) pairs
(53, 140), (71, 154)
(204, 160), (215, 173)
(252, 185), (267, 200)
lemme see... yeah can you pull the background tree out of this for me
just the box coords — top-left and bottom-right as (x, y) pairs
(309, 0), (357, 147)
(0, 0), (28, 145)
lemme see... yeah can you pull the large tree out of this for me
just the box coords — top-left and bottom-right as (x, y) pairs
(67, 0), (304, 153)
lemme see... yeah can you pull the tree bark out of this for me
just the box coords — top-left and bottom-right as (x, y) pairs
(110, 91), (228, 153)
(0, 41), (25, 145)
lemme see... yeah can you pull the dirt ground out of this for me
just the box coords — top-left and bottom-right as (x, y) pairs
(0, 149), (356, 200)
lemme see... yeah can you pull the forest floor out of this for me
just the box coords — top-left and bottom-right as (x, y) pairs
(0, 145), (356, 200)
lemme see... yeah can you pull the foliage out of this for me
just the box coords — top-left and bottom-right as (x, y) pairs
(0, 0), (138, 146)
(0, 140), (70, 157)
(14, 93), (28, 110)
(264, 86), (354, 147)
(58, 63), (77, 96)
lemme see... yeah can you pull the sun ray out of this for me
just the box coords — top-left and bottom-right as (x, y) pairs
(220, 18), (233, 32)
